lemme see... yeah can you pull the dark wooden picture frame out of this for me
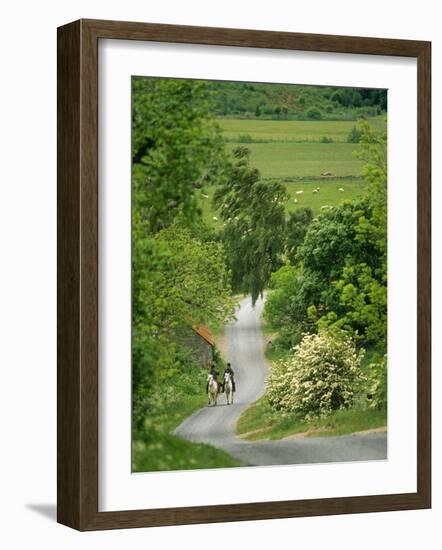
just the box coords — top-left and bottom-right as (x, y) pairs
(57, 18), (431, 531)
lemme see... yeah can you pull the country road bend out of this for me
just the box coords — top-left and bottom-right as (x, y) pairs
(175, 295), (387, 466)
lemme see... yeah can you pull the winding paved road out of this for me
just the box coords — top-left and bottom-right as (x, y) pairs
(175, 295), (387, 466)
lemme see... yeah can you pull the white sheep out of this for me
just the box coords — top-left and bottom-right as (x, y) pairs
(212, 216), (218, 221)
(338, 187), (344, 192)
(295, 190), (304, 195)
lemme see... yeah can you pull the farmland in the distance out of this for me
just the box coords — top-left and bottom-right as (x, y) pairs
(198, 115), (386, 225)
(218, 116), (386, 143)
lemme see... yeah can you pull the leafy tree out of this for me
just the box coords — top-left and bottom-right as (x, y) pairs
(306, 107), (322, 120)
(213, 147), (288, 303)
(265, 121), (387, 349)
(133, 224), (235, 340)
(304, 122), (387, 346)
(298, 200), (379, 281)
(285, 207), (314, 264)
(132, 224), (236, 428)
(354, 120), (387, 256)
(132, 77), (228, 233)
(347, 125), (362, 143)
(263, 265), (307, 348)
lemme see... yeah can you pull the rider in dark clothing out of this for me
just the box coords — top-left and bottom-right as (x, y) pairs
(222, 363), (236, 393)
(206, 364), (220, 393)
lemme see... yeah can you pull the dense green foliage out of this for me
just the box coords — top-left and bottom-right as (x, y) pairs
(213, 147), (288, 303)
(285, 207), (314, 264)
(260, 120), (388, 426)
(132, 77), (228, 233)
(208, 81), (387, 120)
(132, 78), (239, 470)
(132, 226), (236, 429)
(264, 121), (387, 351)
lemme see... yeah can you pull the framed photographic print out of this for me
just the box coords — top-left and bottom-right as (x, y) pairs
(57, 19), (431, 530)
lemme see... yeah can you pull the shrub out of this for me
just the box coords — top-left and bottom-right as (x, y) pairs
(347, 125), (362, 143)
(320, 136), (334, 143)
(366, 354), (387, 410)
(237, 134), (254, 143)
(306, 107), (322, 120)
(266, 329), (365, 420)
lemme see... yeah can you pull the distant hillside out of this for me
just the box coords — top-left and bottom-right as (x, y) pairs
(207, 81), (387, 121)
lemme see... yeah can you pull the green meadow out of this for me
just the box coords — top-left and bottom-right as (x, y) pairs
(198, 116), (386, 225)
(218, 116), (386, 143)
(198, 179), (366, 227)
(225, 142), (364, 178)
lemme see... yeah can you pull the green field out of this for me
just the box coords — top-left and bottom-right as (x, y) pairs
(226, 142), (364, 178)
(218, 116), (386, 143)
(199, 179), (365, 227)
(197, 116), (385, 227)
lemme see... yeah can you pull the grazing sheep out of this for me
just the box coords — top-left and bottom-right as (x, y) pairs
(338, 187), (344, 192)
(293, 198), (298, 203)
(212, 216), (218, 221)
(201, 193), (209, 199)
(295, 190), (304, 195)
(312, 189), (318, 193)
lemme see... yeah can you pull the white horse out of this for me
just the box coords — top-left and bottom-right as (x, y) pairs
(207, 373), (218, 406)
(224, 372), (234, 405)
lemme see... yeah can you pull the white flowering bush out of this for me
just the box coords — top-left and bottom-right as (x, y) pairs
(266, 330), (365, 420)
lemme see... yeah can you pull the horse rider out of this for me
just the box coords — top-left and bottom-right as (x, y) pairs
(206, 364), (220, 394)
(222, 362), (236, 393)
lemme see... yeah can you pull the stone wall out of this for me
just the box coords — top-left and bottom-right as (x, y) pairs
(175, 327), (213, 368)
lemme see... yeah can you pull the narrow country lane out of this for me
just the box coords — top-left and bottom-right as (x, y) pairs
(175, 295), (387, 466)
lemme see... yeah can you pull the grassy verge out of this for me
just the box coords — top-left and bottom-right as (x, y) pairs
(132, 431), (242, 473)
(237, 396), (387, 441)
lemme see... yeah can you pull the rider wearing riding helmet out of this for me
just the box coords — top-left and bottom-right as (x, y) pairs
(206, 364), (220, 393)
(222, 362), (236, 393)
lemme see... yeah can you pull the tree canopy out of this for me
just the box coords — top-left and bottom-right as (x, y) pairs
(213, 147), (288, 303)
(132, 77), (228, 233)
